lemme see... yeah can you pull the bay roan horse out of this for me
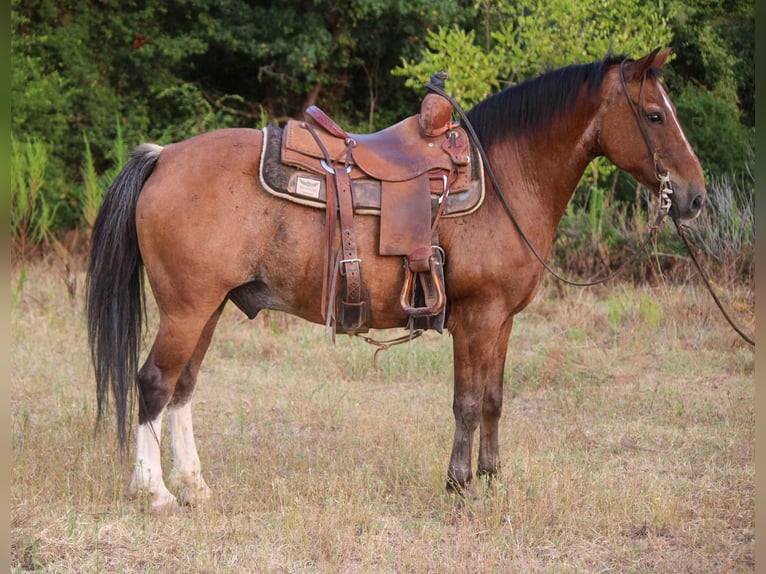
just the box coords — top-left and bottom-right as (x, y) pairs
(86, 48), (705, 512)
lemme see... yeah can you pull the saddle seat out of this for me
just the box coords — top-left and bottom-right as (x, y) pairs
(282, 107), (472, 185)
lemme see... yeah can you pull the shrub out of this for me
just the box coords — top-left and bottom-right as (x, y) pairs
(688, 165), (754, 285)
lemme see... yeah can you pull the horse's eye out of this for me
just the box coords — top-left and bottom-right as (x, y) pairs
(646, 112), (664, 125)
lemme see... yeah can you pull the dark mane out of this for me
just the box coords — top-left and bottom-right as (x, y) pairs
(465, 54), (627, 146)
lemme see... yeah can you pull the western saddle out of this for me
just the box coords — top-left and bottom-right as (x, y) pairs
(276, 74), (476, 336)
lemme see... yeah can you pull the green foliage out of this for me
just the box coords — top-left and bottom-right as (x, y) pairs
(491, 0), (675, 82)
(78, 120), (128, 235)
(673, 85), (753, 177)
(11, 265), (29, 309)
(11, 136), (60, 259)
(394, 0), (676, 107)
(392, 26), (507, 108)
(555, 188), (631, 279)
(664, 0), (754, 176)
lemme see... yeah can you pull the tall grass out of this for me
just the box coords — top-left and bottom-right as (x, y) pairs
(79, 120), (129, 237)
(10, 263), (754, 572)
(690, 169), (754, 284)
(554, 172), (754, 287)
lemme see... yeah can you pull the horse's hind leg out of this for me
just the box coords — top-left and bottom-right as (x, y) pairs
(129, 304), (223, 512)
(166, 303), (226, 506)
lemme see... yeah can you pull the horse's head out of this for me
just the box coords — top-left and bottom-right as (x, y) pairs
(597, 48), (706, 221)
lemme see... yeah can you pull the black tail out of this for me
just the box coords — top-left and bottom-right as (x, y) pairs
(85, 143), (162, 452)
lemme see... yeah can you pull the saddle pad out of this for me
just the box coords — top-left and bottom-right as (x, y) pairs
(259, 125), (485, 218)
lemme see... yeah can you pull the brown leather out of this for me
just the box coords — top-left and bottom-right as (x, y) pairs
(259, 124), (484, 219)
(379, 178), (432, 257)
(400, 250), (445, 317)
(320, 168), (337, 323)
(302, 121), (370, 334)
(334, 164), (368, 332)
(286, 103), (471, 322)
(305, 105), (350, 139)
(419, 93), (453, 137)
(282, 116), (472, 186)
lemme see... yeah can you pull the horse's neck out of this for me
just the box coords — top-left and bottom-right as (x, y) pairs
(491, 117), (597, 246)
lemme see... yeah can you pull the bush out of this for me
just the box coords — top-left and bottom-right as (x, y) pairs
(674, 86), (753, 178)
(688, 167), (754, 285)
(553, 164), (754, 288)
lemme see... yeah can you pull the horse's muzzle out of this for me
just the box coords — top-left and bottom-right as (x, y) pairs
(671, 184), (706, 222)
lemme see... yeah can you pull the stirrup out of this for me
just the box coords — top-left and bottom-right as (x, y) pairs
(400, 250), (446, 318)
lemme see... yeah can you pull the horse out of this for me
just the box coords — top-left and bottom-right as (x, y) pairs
(86, 48), (706, 512)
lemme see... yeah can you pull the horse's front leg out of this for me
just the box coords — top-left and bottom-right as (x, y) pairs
(447, 313), (513, 493)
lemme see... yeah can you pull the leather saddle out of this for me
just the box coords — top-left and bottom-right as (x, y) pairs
(259, 84), (483, 336)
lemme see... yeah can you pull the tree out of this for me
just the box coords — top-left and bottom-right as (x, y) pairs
(179, 0), (476, 129)
(393, 0), (753, 182)
(663, 0), (753, 176)
(394, 0), (675, 108)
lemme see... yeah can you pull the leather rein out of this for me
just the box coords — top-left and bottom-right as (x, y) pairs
(427, 68), (665, 288)
(427, 60), (754, 347)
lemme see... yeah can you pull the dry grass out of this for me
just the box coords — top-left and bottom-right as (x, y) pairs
(11, 261), (754, 573)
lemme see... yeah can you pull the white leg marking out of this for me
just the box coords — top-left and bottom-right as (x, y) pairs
(128, 409), (178, 512)
(168, 400), (211, 506)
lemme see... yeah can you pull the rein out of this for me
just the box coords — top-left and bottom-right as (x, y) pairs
(618, 60), (754, 347)
(671, 218), (754, 346)
(426, 78), (662, 288)
(427, 64), (755, 346)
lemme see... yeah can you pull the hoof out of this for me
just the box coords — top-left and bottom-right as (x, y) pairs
(177, 482), (211, 507)
(445, 476), (471, 496)
(128, 484), (181, 514)
(168, 472), (211, 507)
(150, 497), (184, 516)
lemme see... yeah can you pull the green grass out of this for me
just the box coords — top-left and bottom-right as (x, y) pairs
(11, 263), (754, 572)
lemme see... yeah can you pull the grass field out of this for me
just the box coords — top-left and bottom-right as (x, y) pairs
(10, 261), (754, 573)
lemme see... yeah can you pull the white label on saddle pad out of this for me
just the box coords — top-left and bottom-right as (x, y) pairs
(295, 176), (322, 199)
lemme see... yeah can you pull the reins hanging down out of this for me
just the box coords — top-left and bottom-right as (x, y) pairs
(427, 69), (754, 347)
(425, 76), (659, 288)
(671, 219), (754, 346)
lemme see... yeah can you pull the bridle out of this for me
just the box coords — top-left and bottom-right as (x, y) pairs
(428, 60), (754, 346)
(618, 59), (674, 216)
(619, 59), (754, 346)
(427, 64), (667, 288)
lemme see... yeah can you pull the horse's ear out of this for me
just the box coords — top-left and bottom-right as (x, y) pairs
(653, 47), (673, 69)
(626, 47), (671, 79)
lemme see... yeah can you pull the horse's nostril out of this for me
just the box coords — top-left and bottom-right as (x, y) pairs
(692, 193), (705, 211)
